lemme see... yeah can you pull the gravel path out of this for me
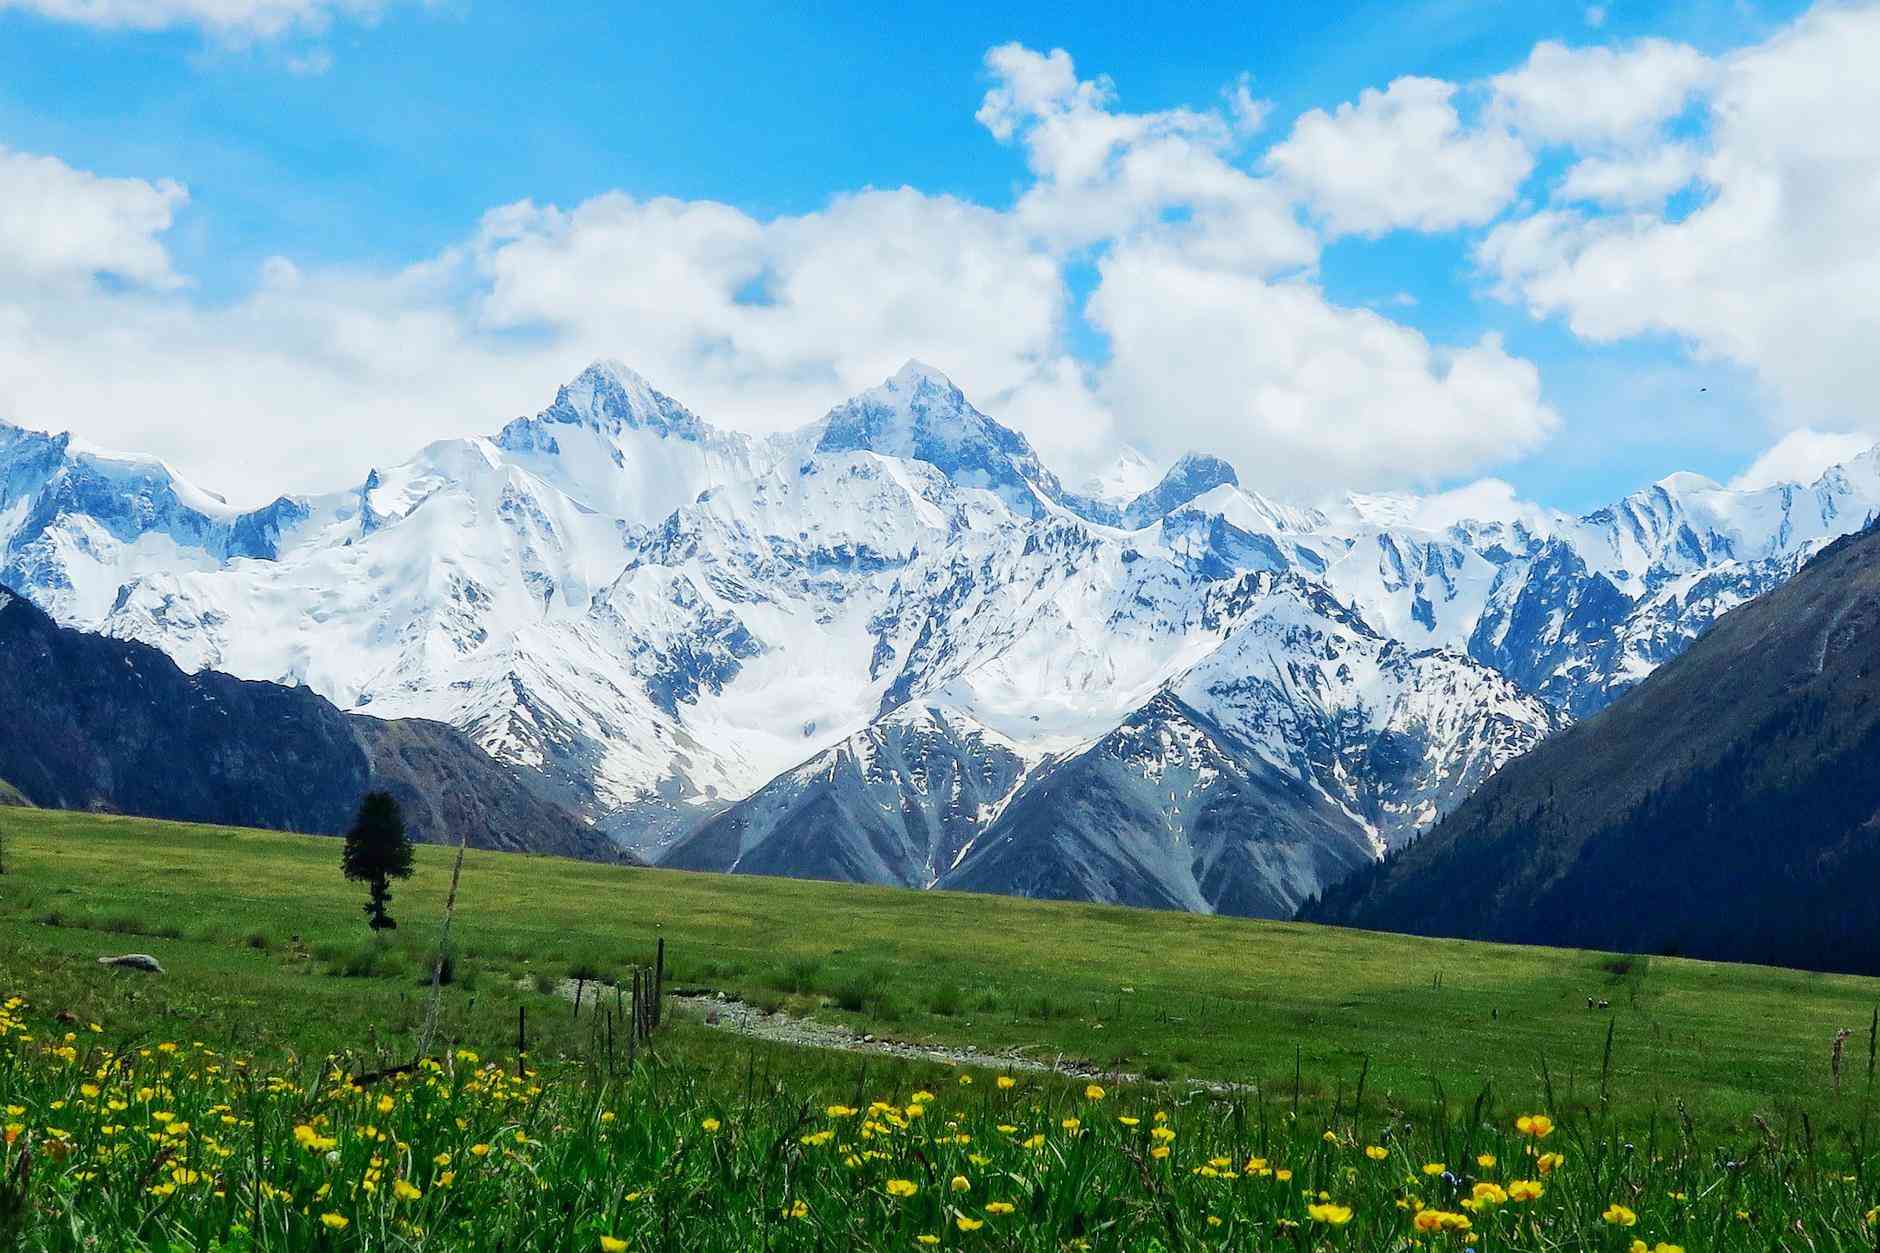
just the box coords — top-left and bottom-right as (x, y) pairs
(550, 978), (1246, 1092)
(668, 991), (1154, 1085)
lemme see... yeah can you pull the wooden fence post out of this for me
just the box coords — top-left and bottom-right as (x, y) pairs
(654, 938), (666, 1029)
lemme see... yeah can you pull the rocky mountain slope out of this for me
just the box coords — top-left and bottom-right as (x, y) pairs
(0, 586), (623, 861)
(1302, 523), (1880, 973)
(4, 358), (1876, 915)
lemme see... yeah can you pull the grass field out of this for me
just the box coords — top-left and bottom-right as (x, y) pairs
(2, 808), (1880, 1249)
(1, 807), (1877, 1136)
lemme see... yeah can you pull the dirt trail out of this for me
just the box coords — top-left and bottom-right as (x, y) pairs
(667, 991), (1132, 1080)
(549, 979), (1244, 1092)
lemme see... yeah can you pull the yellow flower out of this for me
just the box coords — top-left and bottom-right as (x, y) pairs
(826, 1104), (858, 1118)
(1118, 1115), (1140, 1127)
(1537, 1152), (1564, 1174)
(886, 1178), (919, 1198)
(985, 1201), (1015, 1215)
(1508, 1179), (1544, 1201)
(911, 1091), (936, 1103)
(950, 1174), (970, 1193)
(1364, 1145), (1388, 1160)
(1022, 1134), (1047, 1150)
(1084, 1084), (1105, 1100)
(957, 1216), (984, 1231)
(470, 1143), (491, 1157)
(1422, 1162), (1446, 1176)
(1476, 1153), (1496, 1168)
(917, 1238), (939, 1247)
(782, 1200), (809, 1219)
(701, 1118), (721, 1133)
(1306, 1202), (1353, 1225)
(1150, 1146), (1169, 1159)
(1060, 1117), (1081, 1132)
(1413, 1209), (1472, 1233)
(376, 1094), (395, 1115)
(600, 1238), (627, 1252)
(1150, 1126), (1176, 1144)
(996, 1075), (1015, 1090)
(1603, 1203), (1638, 1227)
(1516, 1113), (1555, 1139)
(393, 1179), (422, 1201)
(957, 1074), (972, 1085)
(1471, 1182), (1507, 1206)
(320, 1214), (350, 1231)
(1275, 1169), (1293, 1182)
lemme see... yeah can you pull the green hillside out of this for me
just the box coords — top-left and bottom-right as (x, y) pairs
(1, 806), (1876, 1135)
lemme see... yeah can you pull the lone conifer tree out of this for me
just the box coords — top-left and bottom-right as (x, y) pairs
(341, 791), (415, 930)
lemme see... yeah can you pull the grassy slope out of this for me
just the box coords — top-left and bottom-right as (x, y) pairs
(0, 778), (30, 806)
(2, 807), (1877, 1135)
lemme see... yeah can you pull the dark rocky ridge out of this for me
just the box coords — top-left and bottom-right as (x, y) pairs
(1302, 524), (1880, 974)
(0, 586), (627, 862)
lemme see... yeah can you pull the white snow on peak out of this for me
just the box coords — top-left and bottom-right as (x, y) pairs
(1082, 446), (1161, 505)
(890, 359), (955, 389)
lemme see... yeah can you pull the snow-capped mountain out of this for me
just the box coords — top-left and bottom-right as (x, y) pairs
(4, 359), (1877, 917)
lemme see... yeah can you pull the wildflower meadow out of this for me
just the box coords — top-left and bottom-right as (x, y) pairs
(3, 991), (1879, 1250)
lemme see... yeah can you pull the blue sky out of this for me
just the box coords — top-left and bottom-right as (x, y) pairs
(0, 0), (1871, 513)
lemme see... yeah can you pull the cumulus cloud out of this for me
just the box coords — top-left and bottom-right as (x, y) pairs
(1729, 429), (1879, 491)
(1487, 38), (1714, 147)
(1479, 4), (1880, 435)
(1088, 244), (1558, 495)
(0, 147), (188, 289)
(0, 0), (389, 38)
(1266, 76), (1533, 237)
(1, 41), (1567, 506)
(974, 43), (1315, 273)
(1555, 143), (1702, 208)
(472, 187), (1068, 435)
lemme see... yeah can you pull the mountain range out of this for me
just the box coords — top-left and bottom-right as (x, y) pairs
(5, 359), (1877, 916)
(1303, 521), (1880, 975)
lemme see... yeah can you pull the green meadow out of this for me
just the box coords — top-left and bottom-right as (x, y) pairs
(1, 807), (1875, 1134)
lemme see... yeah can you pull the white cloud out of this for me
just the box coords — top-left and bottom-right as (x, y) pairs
(0, 44), (1566, 506)
(1088, 243), (1558, 496)
(1480, 4), (1880, 434)
(1265, 76), (1533, 238)
(0, 147), (187, 289)
(473, 186), (1068, 435)
(0, 0), (388, 38)
(1555, 142), (1702, 208)
(975, 43), (1315, 274)
(1729, 429), (1878, 490)
(1488, 38), (1713, 147)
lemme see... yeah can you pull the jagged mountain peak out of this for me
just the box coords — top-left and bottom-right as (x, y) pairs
(1122, 452), (1240, 529)
(493, 360), (720, 457)
(890, 358), (956, 389)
